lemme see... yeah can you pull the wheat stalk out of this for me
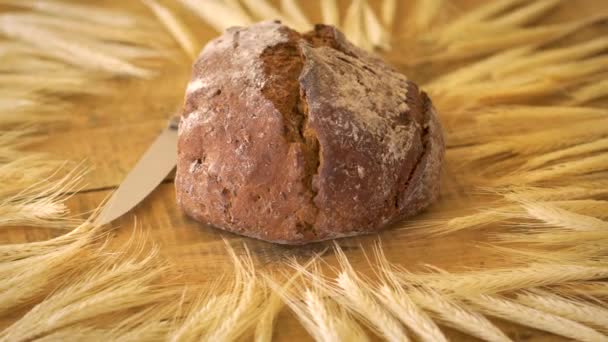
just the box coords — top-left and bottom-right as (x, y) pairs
(362, 0), (390, 50)
(570, 79), (608, 104)
(343, 0), (368, 50)
(321, 0), (339, 27)
(0, 17), (152, 78)
(177, 0), (252, 33)
(141, 0), (199, 60)
(491, 0), (563, 28)
(280, 0), (312, 32)
(381, 0), (396, 30)
(493, 37), (608, 78)
(437, 0), (529, 43)
(0, 0), (149, 28)
(240, 0), (298, 29)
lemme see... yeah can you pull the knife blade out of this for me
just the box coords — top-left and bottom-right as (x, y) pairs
(94, 116), (180, 226)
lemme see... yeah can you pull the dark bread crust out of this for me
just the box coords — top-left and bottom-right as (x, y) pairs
(176, 22), (445, 244)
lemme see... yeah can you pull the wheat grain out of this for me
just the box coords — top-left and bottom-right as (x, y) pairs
(469, 295), (607, 341)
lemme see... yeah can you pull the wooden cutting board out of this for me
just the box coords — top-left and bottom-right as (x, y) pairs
(2, 0), (606, 340)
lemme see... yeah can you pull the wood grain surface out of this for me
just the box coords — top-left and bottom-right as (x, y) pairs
(4, 0), (608, 340)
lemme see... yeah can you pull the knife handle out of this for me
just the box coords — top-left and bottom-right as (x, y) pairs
(168, 115), (180, 130)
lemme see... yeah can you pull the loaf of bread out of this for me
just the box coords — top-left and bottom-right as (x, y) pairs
(176, 21), (444, 244)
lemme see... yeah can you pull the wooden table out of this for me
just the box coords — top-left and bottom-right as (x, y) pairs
(3, 0), (607, 340)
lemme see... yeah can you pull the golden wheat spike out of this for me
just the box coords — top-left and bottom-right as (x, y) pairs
(453, 118), (608, 163)
(497, 153), (608, 185)
(332, 246), (410, 341)
(469, 295), (607, 341)
(521, 137), (608, 170)
(374, 284), (448, 342)
(517, 290), (608, 334)
(403, 263), (608, 297)
(1, 234), (172, 341)
(503, 183), (608, 201)
(519, 200), (608, 231)
(409, 289), (513, 342)
(266, 263), (370, 342)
